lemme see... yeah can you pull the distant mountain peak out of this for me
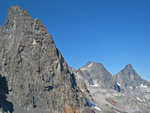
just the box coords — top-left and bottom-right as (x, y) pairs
(84, 61), (104, 68)
(70, 61), (121, 92)
(86, 61), (102, 65)
(79, 62), (106, 72)
(124, 64), (133, 70)
(113, 64), (150, 89)
(120, 64), (136, 75)
(125, 64), (132, 68)
(86, 61), (94, 67)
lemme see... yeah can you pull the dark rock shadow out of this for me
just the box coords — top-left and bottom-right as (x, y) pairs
(0, 74), (14, 113)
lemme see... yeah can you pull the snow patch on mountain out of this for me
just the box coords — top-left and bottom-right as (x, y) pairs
(136, 86), (139, 88)
(136, 97), (143, 102)
(140, 84), (148, 88)
(32, 39), (37, 45)
(80, 67), (87, 71)
(117, 82), (121, 86)
(86, 100), (101, 111)
(93, 106), (102, 111)
(88, 62), (93, 67)
(91, 81), (99, 87)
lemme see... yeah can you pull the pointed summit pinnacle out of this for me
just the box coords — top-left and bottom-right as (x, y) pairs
(121, 64), (135, 74)
(125, 64), (133, 69)
(0, 6), (94, 113)
(9, 6), (21, 11)
(7, 6), (22, 17)
(3, 6), (32, 29)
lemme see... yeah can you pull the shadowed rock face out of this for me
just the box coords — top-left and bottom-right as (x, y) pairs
(0, 74), (14, 113)
(0, 6), (94, 113)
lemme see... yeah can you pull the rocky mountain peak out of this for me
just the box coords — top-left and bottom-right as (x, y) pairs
(120, 64), (137, 77)
(79, 62), (112, 81)
(86, 61), (103, 67)
(123, 64), (135, 73)
(113, 64), (150, 89)
(7, 6), (30, 19)
(81, 61), (105, 72)
(2, 6), (32, 32)
(6, 6), (21, 23)
(0, 6), (94, 113)
(70, 61), (150, 113)
(70, 62), (121, 92)
(125, 64), (133, 69)
(8, 6), (22, 15)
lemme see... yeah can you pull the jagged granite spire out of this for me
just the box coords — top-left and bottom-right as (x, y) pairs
(125, 64), (133, 69)
(0, 6), (94, 113)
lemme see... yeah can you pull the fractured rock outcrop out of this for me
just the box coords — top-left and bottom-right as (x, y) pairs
(0, 6), (94, 113)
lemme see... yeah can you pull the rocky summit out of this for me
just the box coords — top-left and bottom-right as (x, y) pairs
(70, 62), (150, 113)
(113, 64), (150, 89)
(1, 6), (150, 113)
(0, 6), (95, 113)
(69, 62), (121, 92)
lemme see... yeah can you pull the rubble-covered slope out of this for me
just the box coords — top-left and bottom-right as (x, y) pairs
(70, 62), (150, 113)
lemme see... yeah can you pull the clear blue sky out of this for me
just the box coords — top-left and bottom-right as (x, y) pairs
(0, 0), (150, 81)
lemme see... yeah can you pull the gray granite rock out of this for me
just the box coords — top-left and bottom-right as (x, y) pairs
(70, 62), (150, 113)
(69, 62), (120, 92)
(113, 64), (150, 89)
(0, 6), (95, 113)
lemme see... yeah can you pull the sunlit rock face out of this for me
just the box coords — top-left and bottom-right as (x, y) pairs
(70, 62), (150, 113)
(113, 64), (150, 89)
(0, 6), (95, 113)
(69, 62), (120, 92)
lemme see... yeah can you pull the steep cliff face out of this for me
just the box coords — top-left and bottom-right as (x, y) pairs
(0, 6), (94, 113)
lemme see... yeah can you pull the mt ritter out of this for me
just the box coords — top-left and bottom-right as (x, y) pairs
(0, 6), (150, 113)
